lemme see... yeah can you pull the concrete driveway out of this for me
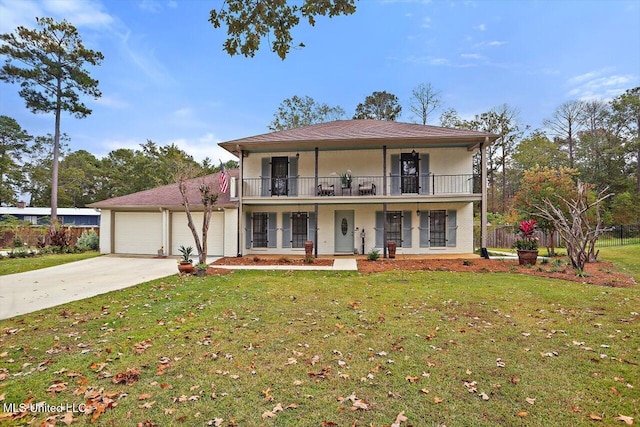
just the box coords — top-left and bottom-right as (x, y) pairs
(0, 256), (184, 320)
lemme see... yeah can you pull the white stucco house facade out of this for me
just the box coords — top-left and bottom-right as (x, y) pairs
(219, 120), (497, 258)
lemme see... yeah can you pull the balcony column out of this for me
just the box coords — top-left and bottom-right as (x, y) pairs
(480, 138), (489, 259)
(382, 145), (387, 196)
(314, 147), (318, 191)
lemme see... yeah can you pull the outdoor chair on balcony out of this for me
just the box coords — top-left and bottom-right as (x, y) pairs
(358, 182), (376, 195)
(317, 182), (335, 196)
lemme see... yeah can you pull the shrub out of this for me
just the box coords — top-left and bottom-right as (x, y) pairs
(367, 249), (380, 261)
(76, 230), (99, 251)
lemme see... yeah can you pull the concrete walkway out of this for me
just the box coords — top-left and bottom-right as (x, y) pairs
(214, 258), (358, 271)
(0, 256), (181, 320)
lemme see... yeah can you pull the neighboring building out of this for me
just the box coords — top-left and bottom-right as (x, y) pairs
(0, 202), (100, 227)
(219, 120), (497, 257)
(89, 171), (239, 257)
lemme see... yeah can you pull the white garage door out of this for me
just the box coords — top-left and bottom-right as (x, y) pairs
(114, 212), (163, 254)
(171, 212), (224, 256)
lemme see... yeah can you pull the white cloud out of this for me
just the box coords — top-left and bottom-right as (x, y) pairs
(94, 95), (129, 109)
(0, 0), (41, 33)
(566, 69), (636, 101)
(421, 17), (432, 28)
(460, 53), (483, 59)
(474, 23), (486, 31)
(41, 0), (113, 28)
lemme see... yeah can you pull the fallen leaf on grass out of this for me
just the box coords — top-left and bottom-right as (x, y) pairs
(391, 411), (408, 427)
(614, 414), (634, 425)
(138, 401), (156, 409)
(406, 376), (419, 383)
(113, 368), (140, 385)
(433, 397), (443, 404)
(517, 411), (528, 417)
(525, 397), (536, 405)
(589, 413), (603, 421)
(61, 412), (75, 425)
(138, 394), (152, 400)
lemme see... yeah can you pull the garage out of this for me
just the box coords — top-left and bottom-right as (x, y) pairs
(114, 212), (163, 255)
(171, 211), (224, 256)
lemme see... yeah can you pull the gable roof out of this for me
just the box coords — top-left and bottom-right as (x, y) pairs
(89, 170), (239, 210)
(219, 120), (498, 154)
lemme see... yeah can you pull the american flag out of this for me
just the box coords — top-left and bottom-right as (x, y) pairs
(218, 161), (229, 194)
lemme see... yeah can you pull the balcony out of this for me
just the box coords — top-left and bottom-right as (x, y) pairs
(242, 174), (480, 198)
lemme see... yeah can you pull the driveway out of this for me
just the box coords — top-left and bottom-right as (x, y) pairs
(0, 256), (185, 320)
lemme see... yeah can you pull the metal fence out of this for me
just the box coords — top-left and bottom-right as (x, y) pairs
(595, 223), (640, 247)
(479, 223), (640, 249)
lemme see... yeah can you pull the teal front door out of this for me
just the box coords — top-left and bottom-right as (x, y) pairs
(334, 210), (354, 253)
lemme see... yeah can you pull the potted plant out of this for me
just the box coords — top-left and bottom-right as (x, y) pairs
(195, 263), (208, 276)
(177, 245), (194, 273)
(340, 170), (352, 189)
(387, 240), (397, 258)
(513, 219), (539, 266)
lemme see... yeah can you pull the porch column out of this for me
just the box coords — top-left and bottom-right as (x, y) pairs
(481, 138), (489, 259)
(314, 203), (318, 258)
(382, 202), (387, 258)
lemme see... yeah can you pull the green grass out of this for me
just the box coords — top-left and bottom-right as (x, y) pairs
(598, 245), (640, 282)
(1, 268), (638, 426)
(0, 251), (100, 276)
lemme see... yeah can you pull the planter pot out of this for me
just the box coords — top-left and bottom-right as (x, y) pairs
(387, 241), (397, 259)
(178, 262), (194, 274)
(195, 268), (207, 277)
(517, 250), (539, 266)
(304, 240), (314, 257)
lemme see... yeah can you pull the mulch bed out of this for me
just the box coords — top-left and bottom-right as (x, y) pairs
(210, 256), (636, 287)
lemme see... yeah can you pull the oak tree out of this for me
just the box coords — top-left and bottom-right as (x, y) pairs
(209, 0), (356, 59)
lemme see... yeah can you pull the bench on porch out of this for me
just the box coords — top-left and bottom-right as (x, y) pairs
(358, 182), (376, 195)
(317, 182), (335, 196)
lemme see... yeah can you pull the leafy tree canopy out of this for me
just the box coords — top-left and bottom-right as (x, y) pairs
(209, 0), (356, 60)
(353, 91), (402, 121)
(269, 95), (345, 131)
(0, 116), (32, 205)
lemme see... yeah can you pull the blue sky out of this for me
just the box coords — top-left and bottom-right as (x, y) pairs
(1, 0), (638, 164)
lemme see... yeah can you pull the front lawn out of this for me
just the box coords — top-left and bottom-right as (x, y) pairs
(0, 251), (100, 276)
(0, 268), (637, 426)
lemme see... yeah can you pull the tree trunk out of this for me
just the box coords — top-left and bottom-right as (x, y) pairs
(51, 78), (62, 224)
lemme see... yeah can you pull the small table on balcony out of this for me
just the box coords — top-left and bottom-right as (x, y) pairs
(341, 184), (352, 196)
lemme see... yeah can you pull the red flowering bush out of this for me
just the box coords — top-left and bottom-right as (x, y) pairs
(513, 219), (539, 250)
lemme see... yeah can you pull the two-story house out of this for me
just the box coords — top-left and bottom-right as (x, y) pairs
(219, 120), (497, 257)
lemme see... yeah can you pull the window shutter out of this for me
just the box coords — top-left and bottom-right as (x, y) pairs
(390, 154), (400, 195)
(267, 212), (277, 248)
(419, 153), (430, 195)
(419, 212), (430, 248)
(261, 158), (271, 197)
(375, 211), (384, 247)
(245, 212), (252, 249)
(307, 211), (316, 245)
(282, 212), (291, 248)
(447, 210), (457, 247)
(288, 156), (298, 196)
(402, 211), (412, 248)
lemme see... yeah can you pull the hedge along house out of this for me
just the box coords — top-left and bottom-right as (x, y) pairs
(219, 120), (498, 258)
(89, 171), (239, 257)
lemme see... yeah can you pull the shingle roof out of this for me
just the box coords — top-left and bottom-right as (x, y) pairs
(89, 170), (239, 209)
(220, 120), (497, 152)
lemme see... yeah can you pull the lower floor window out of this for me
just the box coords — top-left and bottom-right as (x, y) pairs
(252, 213), (268, 248)
(430, 210), (446, 247)
(386, 211), (402, 246)
(291, 212), (308, 248)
